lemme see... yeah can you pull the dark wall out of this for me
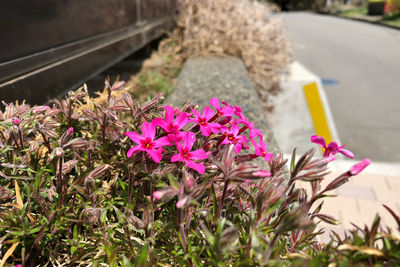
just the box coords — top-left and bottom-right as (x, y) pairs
(0, 0), (177, 104)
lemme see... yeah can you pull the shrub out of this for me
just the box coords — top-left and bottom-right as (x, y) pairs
(0, 81), (399, 266)
(125, 0), (292, 110)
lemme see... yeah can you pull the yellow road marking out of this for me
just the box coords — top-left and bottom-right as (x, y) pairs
(303, 82), (333, 144)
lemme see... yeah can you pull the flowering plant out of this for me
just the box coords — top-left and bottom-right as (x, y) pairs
(0, 81), (398, 266)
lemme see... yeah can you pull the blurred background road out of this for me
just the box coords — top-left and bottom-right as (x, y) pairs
(283, 12), (400, 162)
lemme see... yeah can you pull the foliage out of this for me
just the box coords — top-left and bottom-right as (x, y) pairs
(0, 80), (399, 266)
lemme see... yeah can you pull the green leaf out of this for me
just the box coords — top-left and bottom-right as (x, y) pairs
(71, 245), (77, 255)
(73, 225), (78, 240)
(168, 173), (179, 189)
(34, 170), (42, 193)
(136, 244), (148, 267)
(122, 255), (133, 267)
(290, 148), (297, 173)
(29, 227), (41, 235)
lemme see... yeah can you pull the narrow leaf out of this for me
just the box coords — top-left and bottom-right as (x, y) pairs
(0, 242), (19, 267)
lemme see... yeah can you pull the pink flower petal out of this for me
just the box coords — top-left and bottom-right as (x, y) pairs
(147, 149), (162, 163)
(183, 132), (196, 150)
(310, 135), (327, 148)
(221, 106), (234, 116)
(164, 105), (175, 122)
(186, 160), (205, 174)
(171, 153), (184, 162)
(202, 106), (215, 121)
(327, 141), (339, 151)
(208, 123), (221, 134)
(234, 144), (242, 154)
(339, 148), (354, 159)
(152, 118), (169, 132)
(350, 158), (371, 175)
(142, 122), (156, 139)
(190, 107), (201, 119)
(190, 149), (208, 160)
(175, 112), (188, 129)
(209, 97), (220, 109)
(127, 145), (141, 158)
(124, 131), (144, 144)
(154, 136), (172, 147)
(200, 126), (211, 137)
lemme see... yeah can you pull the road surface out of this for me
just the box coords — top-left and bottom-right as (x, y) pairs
(282, 12), (400, 162)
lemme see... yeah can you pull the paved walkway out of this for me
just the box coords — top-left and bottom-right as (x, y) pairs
(271, 59), (400, 241)
(295, 160), (400, 242)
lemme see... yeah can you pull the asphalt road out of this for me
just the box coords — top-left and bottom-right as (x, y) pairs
(282, 12), (400, 162)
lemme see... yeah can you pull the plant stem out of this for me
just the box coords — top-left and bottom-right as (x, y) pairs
(264, 231), (280, 263)
(128, 172), (133, 203)
(41, 132), (51, 152)
(67, 100), (72, 128)
(178, 209), (193, 267)
(10, 133), (20, 149)
(216, 177), (230, 220)
(101, 113), (107, 145)
(18, 127), (24, 149)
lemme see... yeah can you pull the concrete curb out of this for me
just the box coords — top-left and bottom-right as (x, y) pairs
(165, 56), (283, 169)
(269, 61), (339, 156)
(316, 11), (400, 31)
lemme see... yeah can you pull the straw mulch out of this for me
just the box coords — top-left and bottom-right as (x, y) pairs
(124, 0), (292, 110)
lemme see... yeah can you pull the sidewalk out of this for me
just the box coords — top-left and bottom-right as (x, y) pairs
(295, 161), (400, 242)
(271, 61), (400, 241)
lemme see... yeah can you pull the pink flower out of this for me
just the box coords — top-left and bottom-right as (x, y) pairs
(153, 106), (188, 134)
(209, 98), (234, 117)
(221, 125), (248, 153)
(350, 158), (371, 175)
(171, 132), (208, 174)
(249, 128), (263, 142)
(190, 106), (220, 136)
(234, 117), (254, 133)
(230, 104), (244, 119)
(252, 139), (274, 162)
(311, 135), (354, 158)
(124, 122), (171, 163)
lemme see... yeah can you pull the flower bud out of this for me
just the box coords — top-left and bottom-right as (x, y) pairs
(29, 141), (39, 153)
(12, 118), (20, 125)
(153, 187), (178, 202)
(350, 158), (371, 175)
(111, 81), (125, 91)
(84, 176), (95, 191)
(82, 208), (102, 223)
(183, 170), (195, 193)
(87, 164), (110, 179)
(33, 105), (50, 113)
(176, 196), (190, 209)
(60, 127), (74, 146)
(50, 147), (65, 160)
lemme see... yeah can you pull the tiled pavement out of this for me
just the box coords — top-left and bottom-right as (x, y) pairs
(296, 167), (400, 243)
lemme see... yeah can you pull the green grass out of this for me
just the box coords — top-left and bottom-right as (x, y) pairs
(338, 7), (367, 17)
(336, 5), (400, 28)
(382, 12), (400, 27)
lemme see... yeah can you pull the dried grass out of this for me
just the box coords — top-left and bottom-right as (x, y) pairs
(125, 0), (292, 109)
